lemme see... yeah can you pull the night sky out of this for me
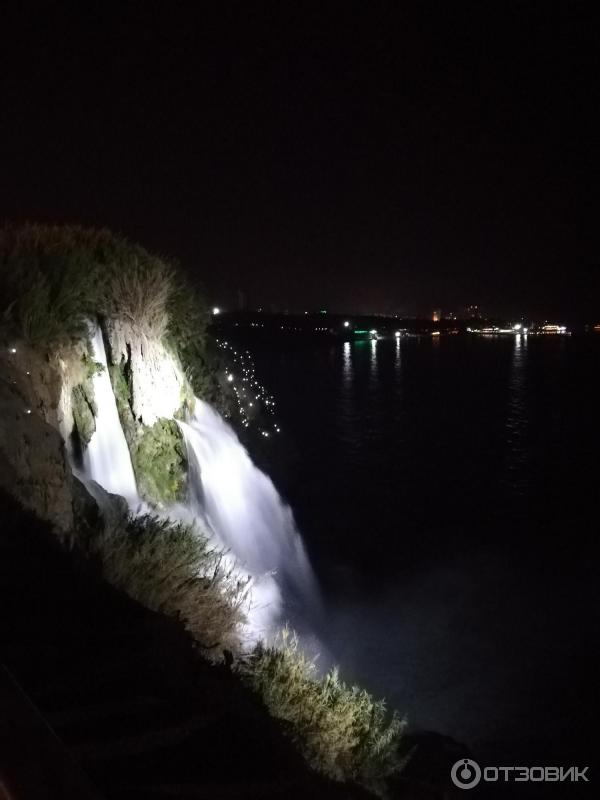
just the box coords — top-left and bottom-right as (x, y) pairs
(1, 3), (597, 319)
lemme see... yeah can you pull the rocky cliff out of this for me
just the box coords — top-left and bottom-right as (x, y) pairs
(0, 350), (74, 532)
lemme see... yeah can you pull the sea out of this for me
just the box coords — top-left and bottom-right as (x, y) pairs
(246, 332), (599, 783)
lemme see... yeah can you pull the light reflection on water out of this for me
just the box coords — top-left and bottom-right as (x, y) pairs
(369, 337), (377, 383)
(251, 335), (599, 764)
(505, 334), (529, 493)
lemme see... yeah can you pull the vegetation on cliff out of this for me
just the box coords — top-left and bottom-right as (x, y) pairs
(0, 224), (185, 345)
(84, 508), (406, 794)
(0, 223), (238, 413)
(0, 222), (408, 796)
(88, 512), (250, 655)
(0, 223), (241, 503)
(240, 629), (406, 794)
(132, 419), (187, 506)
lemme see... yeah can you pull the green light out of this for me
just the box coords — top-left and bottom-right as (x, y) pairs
(354, 329), (369, 334)
(319, 309), (327, 314)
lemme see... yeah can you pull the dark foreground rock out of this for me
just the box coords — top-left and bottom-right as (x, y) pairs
(0, 492), (374, 800)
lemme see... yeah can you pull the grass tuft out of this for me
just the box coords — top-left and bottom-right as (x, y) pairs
(90, 513), (250, 655)
(239, 628), (407, 794)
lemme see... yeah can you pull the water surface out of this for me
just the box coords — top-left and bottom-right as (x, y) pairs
(249, 335), (599, 768)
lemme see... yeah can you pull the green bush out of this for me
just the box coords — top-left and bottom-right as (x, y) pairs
(132, 418), (188, 506)
(90, 513), (250, 655)
(240, 629), (407, 794)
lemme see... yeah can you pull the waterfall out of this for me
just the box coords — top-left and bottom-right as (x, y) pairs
(79, 330), (317, 639)
(179, 399), (319, 627)
(83, 328), (139, 503)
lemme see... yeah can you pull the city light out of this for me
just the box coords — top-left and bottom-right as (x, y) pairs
(343, 320), (350, 328)
(540, 324), (568, 334)
(513, 323), (522, 330)
(212, 307), (221, 315)
(227, 373), (234, 382)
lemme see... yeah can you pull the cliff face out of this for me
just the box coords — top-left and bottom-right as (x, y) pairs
(0, 316), (195, 528)
(0, 358), (74, 532)
(104, 318), (191, 427)
(102, 318), (193, 506)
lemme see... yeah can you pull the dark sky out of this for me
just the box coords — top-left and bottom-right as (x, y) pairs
(1, 2), (597, 319)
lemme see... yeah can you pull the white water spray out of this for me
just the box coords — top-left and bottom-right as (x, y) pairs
(179, 399), (319, 625)
(83, 328), (139, 503)
(79, 331), (317, 640)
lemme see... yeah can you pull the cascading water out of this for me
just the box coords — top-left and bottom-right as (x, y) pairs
(178, 399), (319, 629)
(78, 330), (317, 640)
(83, 328), (139, 503)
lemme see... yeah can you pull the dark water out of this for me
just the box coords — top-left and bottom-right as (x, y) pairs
(248, 334), (599, 777)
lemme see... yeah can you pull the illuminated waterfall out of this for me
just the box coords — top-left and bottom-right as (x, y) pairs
(83, 328), (139, 502)
(80, 331), (316, 639)
(178, 399), (319, 627)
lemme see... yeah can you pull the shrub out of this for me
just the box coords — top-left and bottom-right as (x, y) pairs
(0, 229), (98, 347)
(105, 255), (174, 338)
(239, 629), (407, 794)
(90, 513), (250, 655)
(0, 224), (183, 346)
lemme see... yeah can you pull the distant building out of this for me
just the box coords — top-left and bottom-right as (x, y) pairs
(432, 308), (442, 322)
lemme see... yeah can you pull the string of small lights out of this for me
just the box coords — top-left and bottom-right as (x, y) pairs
(214, 338), (281, 438)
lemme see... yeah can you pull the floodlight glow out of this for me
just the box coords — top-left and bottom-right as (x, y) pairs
(513, 323), (522, 330)
(227, 373), (234, 382)
(212, 307), (221, 315)
(343, 320), (350, 327)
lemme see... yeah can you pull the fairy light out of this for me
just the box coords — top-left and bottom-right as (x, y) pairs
(215, 337), (280, 438)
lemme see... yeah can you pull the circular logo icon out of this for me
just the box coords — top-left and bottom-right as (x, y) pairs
(451, 758), (482, 789)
